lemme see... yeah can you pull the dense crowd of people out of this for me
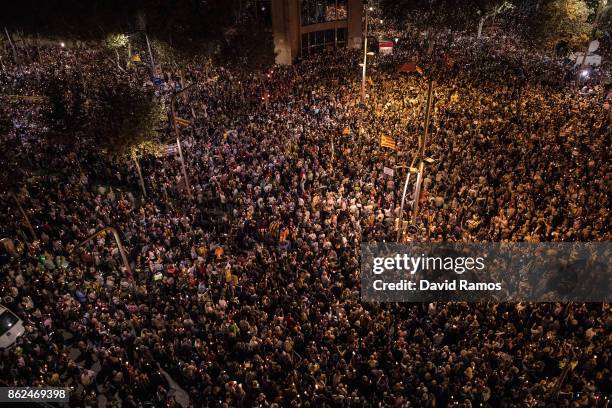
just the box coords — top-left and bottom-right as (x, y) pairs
(0, 29), (610, 407)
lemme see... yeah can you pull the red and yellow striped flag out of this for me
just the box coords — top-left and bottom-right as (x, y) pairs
(380, 135), (397, 150)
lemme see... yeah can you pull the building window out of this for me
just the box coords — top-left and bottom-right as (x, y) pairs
(301, 27), (348, 56)
(301, 0), (348, 26)
(336, 27), (346, 46)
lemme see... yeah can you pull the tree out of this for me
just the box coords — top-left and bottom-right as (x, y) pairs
(88, 80), (165, 157)
(40, 64), (165, 157)
(535, 0), (592, 49)
(476, 1), (515, 38)
(380, 0), (517, 39)
(105, 33), (130, 70)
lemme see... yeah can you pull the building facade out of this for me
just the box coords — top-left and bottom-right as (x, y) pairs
(272, 0), (363, 65)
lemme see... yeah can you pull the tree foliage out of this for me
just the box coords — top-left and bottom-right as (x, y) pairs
(88, 81), (165, 157)
(105, 33), (130, 49)
(380, 0), (519, 35)
(534, 0), (592, 48)
(41, 66), (164, 157)
(476, 1), (515, 38)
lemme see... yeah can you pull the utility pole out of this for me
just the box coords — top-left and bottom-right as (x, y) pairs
(361, 5), (371, 103)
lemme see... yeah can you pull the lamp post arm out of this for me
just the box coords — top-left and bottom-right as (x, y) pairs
(75, 227), (132, 280)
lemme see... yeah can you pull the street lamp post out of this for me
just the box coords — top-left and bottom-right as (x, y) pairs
(131, 151), (147, 199)
(361, 5), (372, 103)
(411, 160), (427, 224)
(171, 83), (195, 200)
(411, 80), (434, 225)
(76, 227), (132, 280)
(3, 27), (19, 65)
(396, 157), (417, 242)
(397, 79), (434, 242)
(144, 32), (156, 78)
(10, 192), (37, 241)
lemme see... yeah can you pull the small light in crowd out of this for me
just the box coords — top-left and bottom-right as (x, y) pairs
(394, 37), (399, 43)
(367, 52), (375, 56)
(368, 7), (373, 11)
(60, 42), (66, 48)
(380, 19), (383, 24)
(580, 69), (589, 78)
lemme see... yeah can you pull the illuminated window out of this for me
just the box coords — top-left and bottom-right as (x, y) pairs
(301, 0), (348, 26)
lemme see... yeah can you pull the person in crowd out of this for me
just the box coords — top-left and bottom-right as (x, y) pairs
(0, 30), (609, 407)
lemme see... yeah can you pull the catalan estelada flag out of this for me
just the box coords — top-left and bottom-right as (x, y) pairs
(380, 135), (397, 150)
(174, 116), (191, 127)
